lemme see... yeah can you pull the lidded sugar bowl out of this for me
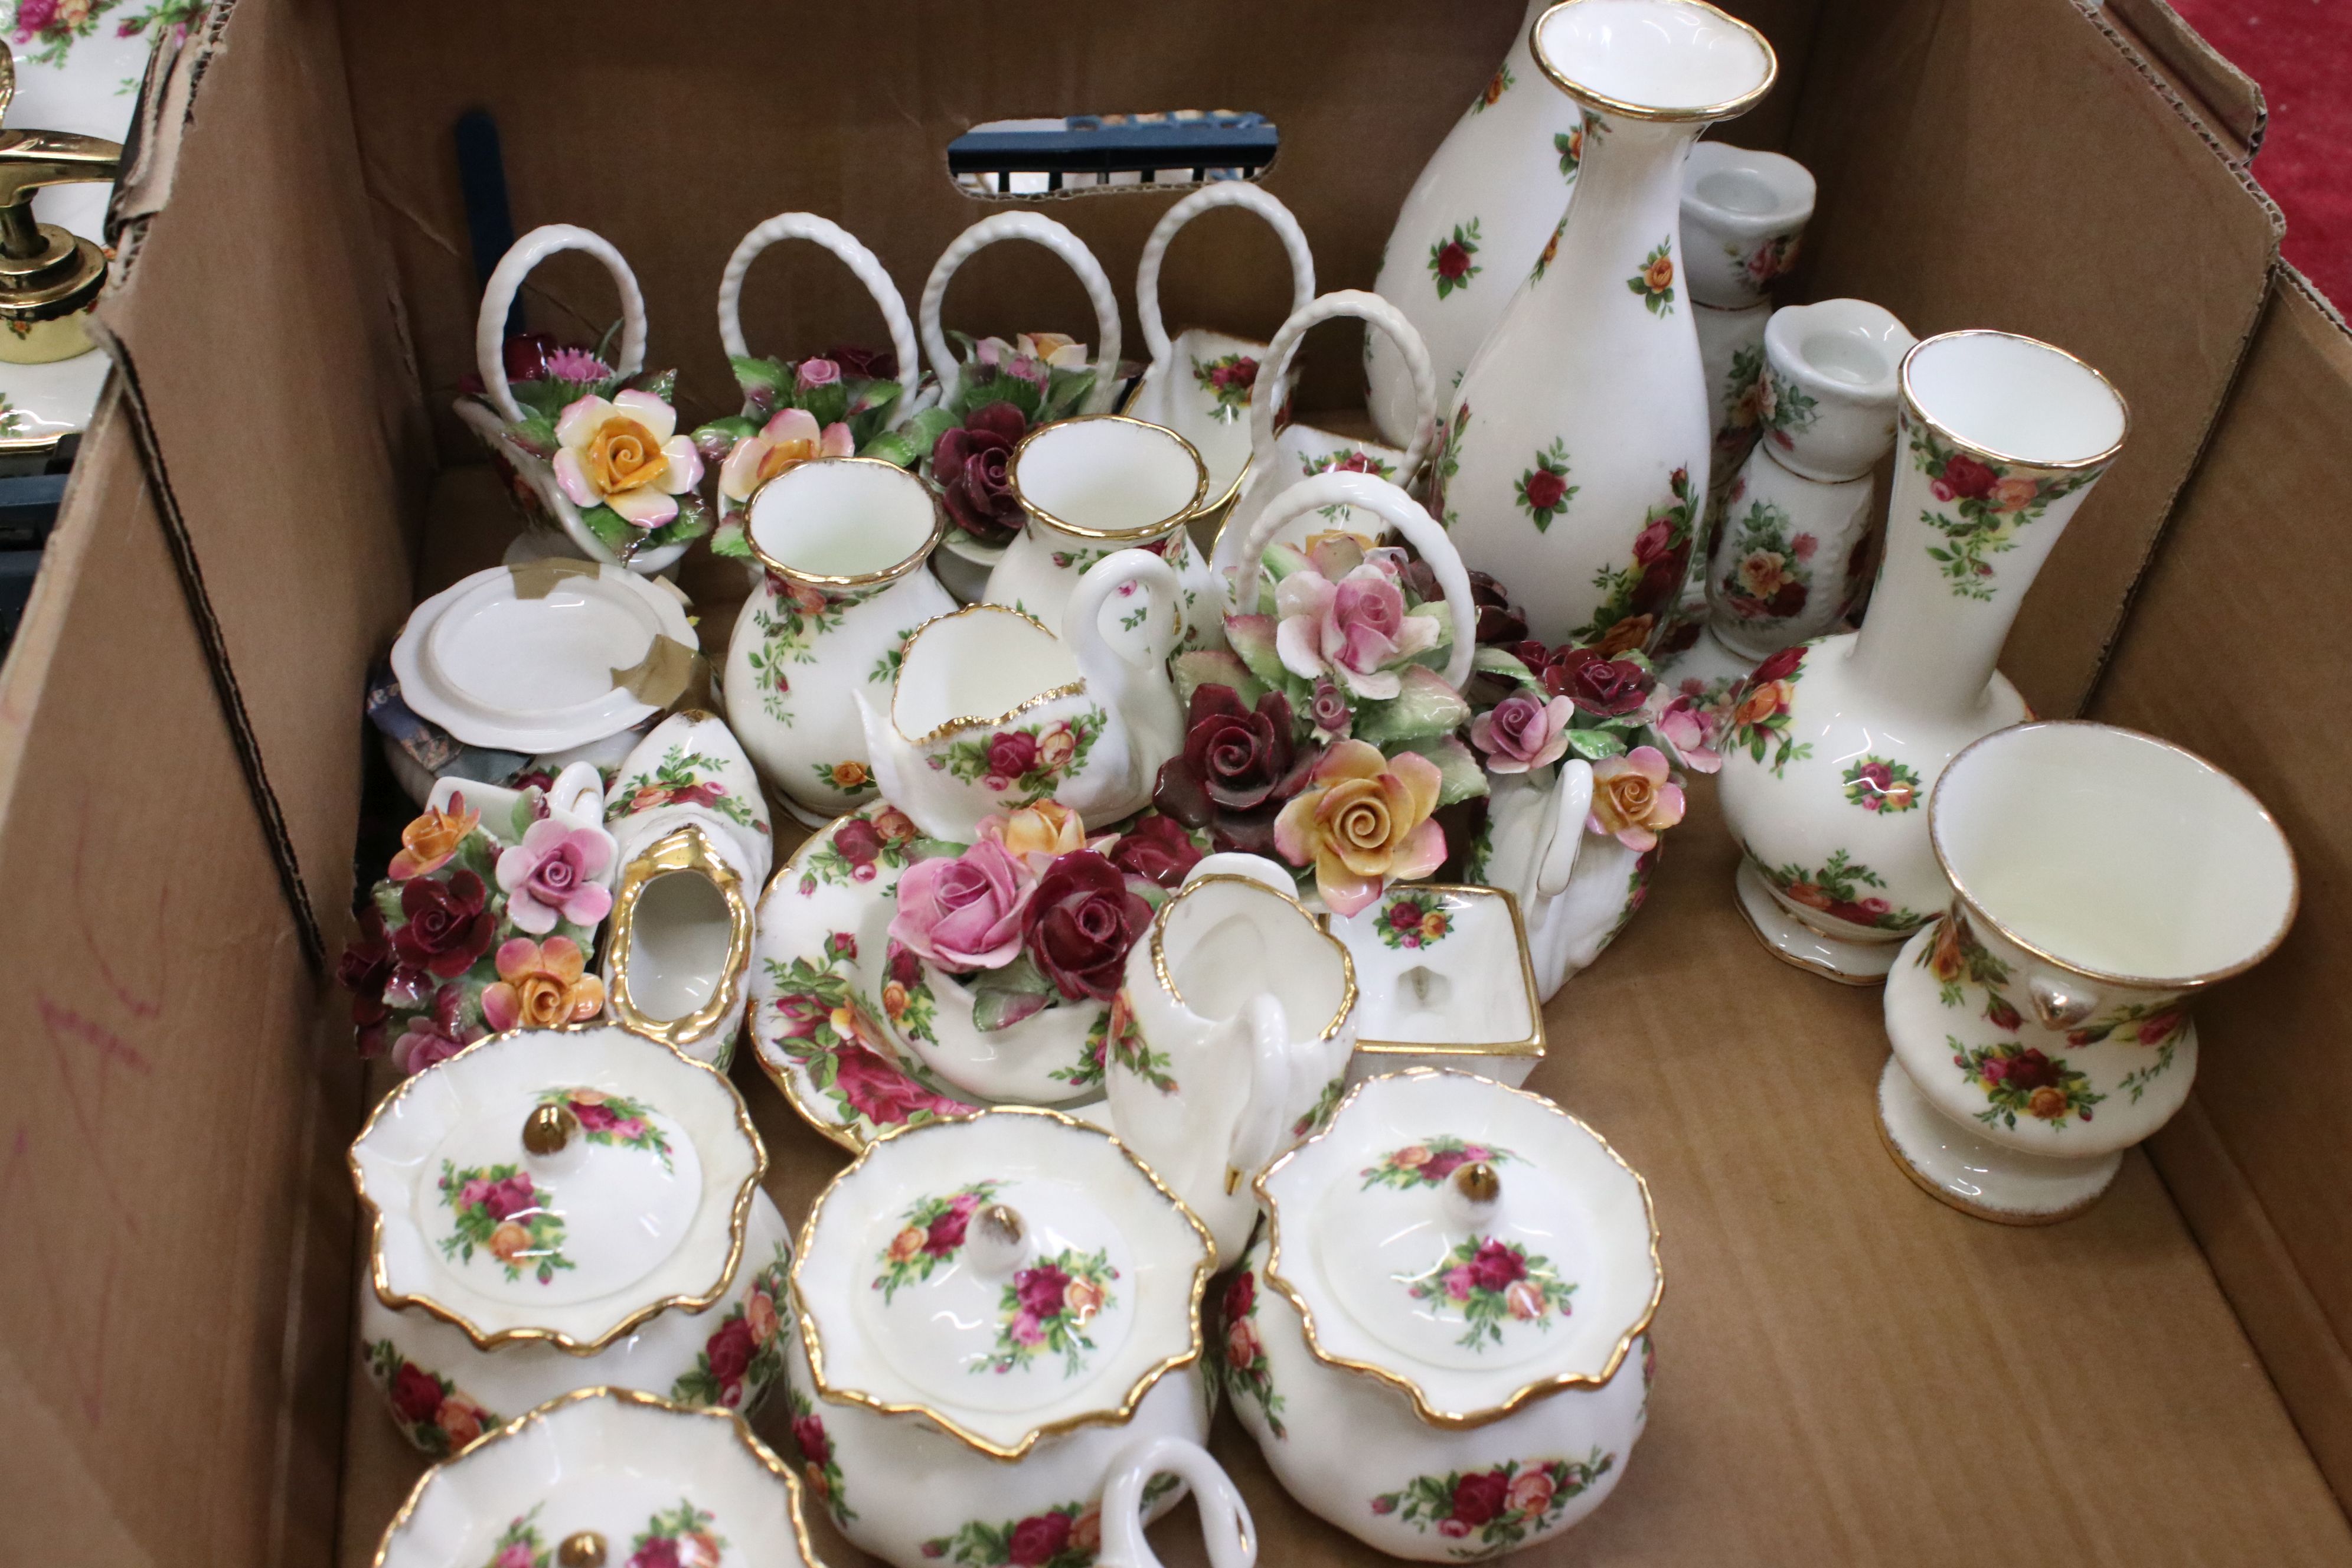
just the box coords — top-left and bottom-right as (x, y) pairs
(1224, 1070), (1660, 1559)
(782, 1107), (1244, 1568)
(373, 1388), (825, 1568)
(350, 1023), (794, 1456)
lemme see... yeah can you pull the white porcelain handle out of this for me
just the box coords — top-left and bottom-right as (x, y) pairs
(1066, 549), (1187, 675)
(1136, 184), (1317, 374)
(919, 212), (1124, 412)
(2027, 970), (2102, 1030)
(476, 224), (648, 424)
(716, 212), (922, 421)
(1226, 992), (1294, 1191)
(1097, 1435), (1257, 1568)
(1230, 471), (1475, 692)
(1248, 289), (1436, 485)
(1540, 760), (1595, 899)
(1182, 852), (1295, 896)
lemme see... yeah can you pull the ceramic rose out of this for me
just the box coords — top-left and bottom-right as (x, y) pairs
(720, 456), (958, 824)
(1718, 330), (2128, 983)
(1226, 1070), (1659, 1558)
(1879, 723), (2295, 1223)
(351, 1025), (793, 1458)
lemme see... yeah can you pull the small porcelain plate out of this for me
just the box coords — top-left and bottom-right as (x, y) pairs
(373, 1388), (821, 1568)
(748, 802), (1115, 1151)
(391, 563), (697, 752)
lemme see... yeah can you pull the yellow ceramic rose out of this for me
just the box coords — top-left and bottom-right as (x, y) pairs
(1272, 740), (1446, 916)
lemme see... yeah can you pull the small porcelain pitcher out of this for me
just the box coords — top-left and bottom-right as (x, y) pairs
(985, 413), (1217, 651)
(723, 456), (957, 824)
(860, 554), (1187, 842)
(1108, 867), (1360, 1268)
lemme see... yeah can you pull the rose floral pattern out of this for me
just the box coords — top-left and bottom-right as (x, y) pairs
(1954, 1038), (2103, 1129)
(785, 1383), (855, 1526)
(367, 1339), (501, 1459)
(1841, 755), (1921, 814)
(1529, 217), (1565, 283)
(744, 576), (850, 724)
(1218, 1268), (1285, 1438)
(1190, 352), (1258, 423)
(1475, 62), (1513, 111)
(1371, 1451), (1614, 1557)
(1426, 403), (1471, 530)
(814, 758), (878, 799)
(1360, 1136), (1518, 1191)
(478, 1508), (552, 1568)
(1513, 438), (1578, 533)
(1733, 232), (1803, 293)
(669, 1242), (789, 1410)
(1725, 643), (1811, 776)
(1756, 364), (1821, 450)
(536, 1087), (672, 1170)
(1714, 499), (1815, 623)
(980, 1248), (1120, 1377)
(1429, 219), (1483, 300)
(874, 1181), (1004, 1301)
(936, 710), (1107, 808)
(612, 746), (769, 837)
(762, 930), (968, 1137)
(1907, 415), (2102, 600)
(1923, 910), (2013, 1013)
(1105, 992), (1179, 1093)
(1756, 846), (1927, 934)
(1573, 465), (1694, 654)
(800, 805), (929, 892)
(1375, 891), (1453, 950)
(1408, 1235), (1574, 1351)
(437, 1162), (573, 1284)
(628, 1499), (724, 1568)
(2079, 1002), (2190, 1103)
(1626, 237), (1675, 316)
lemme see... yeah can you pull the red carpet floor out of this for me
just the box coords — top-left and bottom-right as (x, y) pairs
(2167, 0), (2352, 307)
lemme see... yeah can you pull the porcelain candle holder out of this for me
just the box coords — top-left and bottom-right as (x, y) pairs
(1704, 299), (1916, 659)
(1717, 329), (2129, 984)
(785, 1108), (1240, 1568)
(371, 1389), (823, 1568)
(1109, 870), (1361, 1268)
(1324, 884), (1546, 1086)
(722, 456), (956, 824)
(1880, 723), (2296, 1222)
(349, 1025), (793, 1456)
(1432, 0), (1778, 651)
(1125, 183), (1319, 524)
(1681, 141), (1814, 309)
(1228, 1070), (1659, 1559)
(986, 414), (1216, 650)
(1366, 0), (1589, 449)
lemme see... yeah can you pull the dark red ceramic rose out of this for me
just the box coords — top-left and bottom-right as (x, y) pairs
(391, 870), (495, 978)
(1548, 648), (1654, 717)
(1451, 1470), (1510, 1527)
(388, 1360), (443, 1426)
(1152, 684), (1321, 856)
(1024, 852), (1154, 1002)
(822, 343), (898, 380)
(933, 401), (1029, 545)
(1106, 814), (1203, 888)
(1751, 644), (1805, 685)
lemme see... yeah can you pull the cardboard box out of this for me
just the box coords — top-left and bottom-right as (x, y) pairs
(4, 0), (2348, 1562)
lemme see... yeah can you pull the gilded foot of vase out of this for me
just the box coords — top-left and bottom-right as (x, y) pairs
(1874, 1054), (2119, 1224)
(1733, 858), (1900, 985)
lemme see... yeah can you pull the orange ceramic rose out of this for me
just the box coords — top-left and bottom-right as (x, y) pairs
(389, 794), (481, 881)
(481, 935), (606, 1031)
(1587, 746), (1687, 852)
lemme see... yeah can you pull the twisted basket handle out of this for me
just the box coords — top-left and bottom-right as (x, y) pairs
(475, 224), (648, 424)
(1249, 289), (1437, 484)
(918, 211), (1123, 412)
(716, 212), (921, 422)
(1135, 184), (1316, 374)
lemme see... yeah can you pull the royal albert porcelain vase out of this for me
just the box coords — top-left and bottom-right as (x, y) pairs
(1224, 1070), (1658, 1559)
(1366, 0), (1589, 449)
(781, 1108), (1243, 1568)
(371, 1390), (825, 1568)
(1879, 723), (2295, 1222)
(721, 456), (956, 825)
(1429, 0), (1778, 651)
(349, 1024), (793, 1457)
(1717, 329), (2128, 984)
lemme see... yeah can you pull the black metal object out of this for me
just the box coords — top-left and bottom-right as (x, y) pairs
(0, 469), (67, 656)
(947, 119), (1278, 195)
(455, 109), (521, 337)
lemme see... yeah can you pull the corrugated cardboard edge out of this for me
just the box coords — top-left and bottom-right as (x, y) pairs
(2100, 0), (2266, 161)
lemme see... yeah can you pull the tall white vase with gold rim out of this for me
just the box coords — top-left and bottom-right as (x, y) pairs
(1427, 0), (1778, 653)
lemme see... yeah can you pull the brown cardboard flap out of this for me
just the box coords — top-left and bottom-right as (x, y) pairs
(1790, 0), (2279, 716)
(0, 401), (355, 1567)
(92, 0), (430, 962)
(2103, 0), (2267, 159)
(2098, 269), (2352, 1506)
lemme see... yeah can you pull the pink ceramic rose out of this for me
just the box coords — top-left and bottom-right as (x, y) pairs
(495, 818), (616, 935)
(393, 984), (481, 1077)
(1469, 692), (1575, 774)
(1648, 691), (1724, 775)
(888, 838), (1038, 972)
(1272, 544), (1440, 700)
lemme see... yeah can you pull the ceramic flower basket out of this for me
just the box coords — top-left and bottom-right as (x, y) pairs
(452, 224), (710, 575)
(694, 211), (929, 570)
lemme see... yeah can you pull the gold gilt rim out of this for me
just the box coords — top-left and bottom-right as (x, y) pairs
(1148, 872), (1358, 1043)
(887, 602), (1087, 747)
(787, 1105), (1214, 1462)
(1530, 0), (1778, 124)
(1897, 329), (2130, 475)
(1252, 1066), (1665, 1429)
(743, 455), (950, 590)
(1008, 413), (1210, 541)
(1328, 884), (1547, 1059)
(370, 1387), (822, 1568)
(1930, 720), (2300, 991)
(349, 1021), (769, 1354)
(605, 824), (756, 1053)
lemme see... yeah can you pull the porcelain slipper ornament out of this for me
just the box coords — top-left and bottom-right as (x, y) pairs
(783, 1108), (1228, 1568)
(1879, 723), (2296, 1223)
(349, 1024), (793, 1455)
(1123, 182), (1318, 526)
(1108, 867), (1360, 1267)
(912, 211), (1125, 601)
(453, 224), (710, 574)
(1227, 1070), (1661, 1559)
(697, 211), (928, 573)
